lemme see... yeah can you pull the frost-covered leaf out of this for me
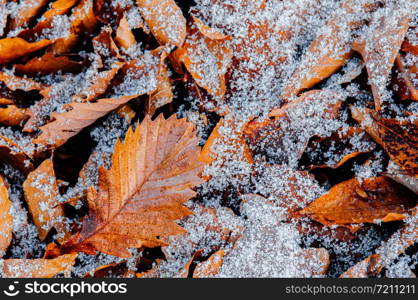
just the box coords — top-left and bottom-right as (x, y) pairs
(52, 0), (97, 54)
(175, 17), (233, 98)
(193, 250), (225, 278)
(59, 115), (206, 258)
(115, 14), (136, 50)
(0, 71), (45, 91)
(353, 2), (417, 110)
(23, 159), (67, 242)
(33, 95), (139, 148)
(282, 0), (375, 99)
(9, 0), (49, 31)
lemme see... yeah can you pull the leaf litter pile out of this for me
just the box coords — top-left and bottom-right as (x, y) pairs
(0, 0), (417, 278)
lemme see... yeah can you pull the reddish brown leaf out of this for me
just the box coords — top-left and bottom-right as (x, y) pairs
(0, 105), (29, 126)
(115, 15), (136, 50)
(59, 115), (206, 258)
(351, 106), (418, 176)
(0, 38), (52, 65)
(300, 177), (417, 226)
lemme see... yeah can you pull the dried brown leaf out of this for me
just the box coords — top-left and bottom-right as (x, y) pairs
(14, 53), (83, 75)
(115, 15), (136, 50)
(59, 115), (205, 258)
(300, 177), (417, 226)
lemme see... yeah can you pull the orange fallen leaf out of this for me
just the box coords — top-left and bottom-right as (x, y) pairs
(0, 175), (12, 256)
(14, 52), (83, 75)
(147, 49), (173, 114)
(0, 134), (34, 174)
(300, 177), (416, 226)
(0, 105), (29, 126)
(58, 115), (206, 258)
(136, 0), (186, 47)
(92, 26), (121, 59)
(2, 254), (77, 278)
(115, 15), (136, 50)
(0, 38), (52, 65)
(23, 159), (68, 242)
(282, 0), (376, 99)
(0, 72), (45, 91)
